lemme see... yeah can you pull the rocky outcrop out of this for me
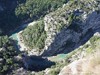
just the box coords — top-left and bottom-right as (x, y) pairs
(8, 1), (100, 74)
(42, 0), (100, 56)
(59, 50), (100, 75)
(33, 32), (100, 75)
(46, 32), (100, 75)
(19, 0), (100, 56)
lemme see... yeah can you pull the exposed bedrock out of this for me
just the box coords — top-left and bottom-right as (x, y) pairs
(42, 11), (100, 56)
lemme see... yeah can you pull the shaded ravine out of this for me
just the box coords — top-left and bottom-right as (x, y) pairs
(9, 11), (100, 71)
(41, 11), (100, 57)
(10, 11), (100, 61)
(9, 21), (56, 71)
(9, 20), (69, 60)
(21, 54), (55, 71)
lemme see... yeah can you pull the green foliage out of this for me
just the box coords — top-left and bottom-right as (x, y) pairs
(0, 37), (19, 75)
(0, 0), (67, 35)
(50, 69), (59, 75)
(89, 36), (100, 49)
(15, 0), (67, 20)
(21, 20), (47, 50)
(35, 32), (47, 50)
(57, 21), (65, 31)
(68, 13), (75, 25)
(90, 36), (100, 45)
(0, 36), (9, 48)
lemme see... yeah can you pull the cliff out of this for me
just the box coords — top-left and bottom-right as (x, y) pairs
(59, 37), (100, 75)
(7, 0), (100, 75)
(42, 0), (100, 56)
(19, 0), (100, 56)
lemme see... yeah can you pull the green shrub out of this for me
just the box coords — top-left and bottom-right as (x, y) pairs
(90, 36), (100, 48)
(50, 69), (60, 75)
(15, 0), (67, 20)
(21, 20), (47, 50)
(0, 37), (19, 75)
(0, 35), (9, 48)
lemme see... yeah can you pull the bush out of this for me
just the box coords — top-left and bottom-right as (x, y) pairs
(0, 35), (9, 48)
(0, 37), (19, 75)
(21, 20), (47, 50)
(90, 36), (100, 48)
(15, 0), (67, 20)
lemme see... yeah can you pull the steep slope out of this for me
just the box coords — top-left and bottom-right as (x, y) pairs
(59, 36), (100, 75)
(19, 0), (100, 56)
(4, 0), (100, 75)
(42, 0), (100, 56)
(33, 32), (100, 75)
(59, 52), (100, 75)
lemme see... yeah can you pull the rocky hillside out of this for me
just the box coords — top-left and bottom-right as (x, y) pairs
(59, 51), (100, 75)
(0, 0), (100, 75)
(20, 0), (100, 56)
(33, 32), (100, 75)
(2, 0), (99, 75)
(59, 35), (100, 75)
(42, 0), (100, 56)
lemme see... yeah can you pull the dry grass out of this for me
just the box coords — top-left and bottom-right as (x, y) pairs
(59, 50), (100, 75)
(82, 50), (100, 75)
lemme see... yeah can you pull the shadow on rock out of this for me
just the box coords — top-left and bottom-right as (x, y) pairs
(42, 11), (100, 57)
(21, 54), (55, 72)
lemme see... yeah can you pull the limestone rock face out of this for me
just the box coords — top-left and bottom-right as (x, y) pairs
(42, 0), (100, 56)
(19, 0), (100, 56)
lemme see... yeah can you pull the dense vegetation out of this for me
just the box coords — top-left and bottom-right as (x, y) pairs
(0, 0), (67, 35)
(0, 0), (68, 74)
(0, 0), (20, 35)
(0, 36), (20, 75)
(15, 0), (67, 21)
(0, 0), (100, 75)
(0, 36), (9, 47)
(21, 21), (46, 50)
